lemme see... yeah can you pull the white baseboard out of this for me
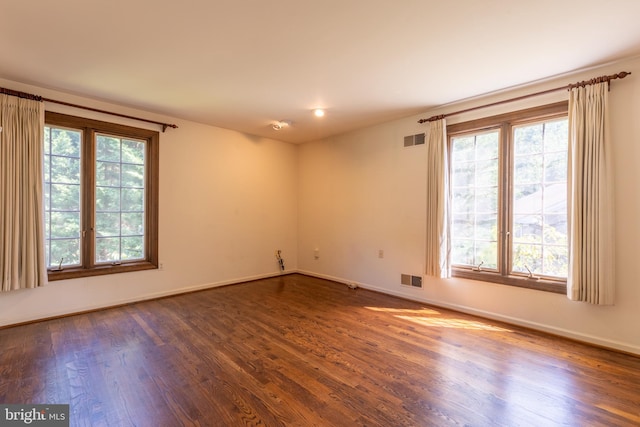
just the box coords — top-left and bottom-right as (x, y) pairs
(0, 270), (292, 328)
(296, 270), (640, 356)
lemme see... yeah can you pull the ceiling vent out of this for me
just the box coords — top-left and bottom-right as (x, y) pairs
(404, 133), (425, 147)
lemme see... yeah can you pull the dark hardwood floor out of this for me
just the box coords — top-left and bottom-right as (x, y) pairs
(1, 274), (639, 426)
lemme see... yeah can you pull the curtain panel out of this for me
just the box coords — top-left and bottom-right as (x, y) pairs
(567, 82), (615, 304)
(0, 94), (47, 292)
(425, 119), (450, 278)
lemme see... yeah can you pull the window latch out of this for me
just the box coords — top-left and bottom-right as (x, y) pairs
(52, 257), (64, 271)
(524, 265), (539, 280)
(473, 261), (484, 272)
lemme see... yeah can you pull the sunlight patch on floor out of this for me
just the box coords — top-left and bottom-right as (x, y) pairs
(364, 307), (441, 315)
(397, 315), (512, 332)
(364, 306), (512, 332)
(596, 404), (640, 424)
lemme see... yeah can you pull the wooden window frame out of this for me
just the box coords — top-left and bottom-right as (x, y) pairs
(45, 112), (159, 281)
(447, 102), (568, 294)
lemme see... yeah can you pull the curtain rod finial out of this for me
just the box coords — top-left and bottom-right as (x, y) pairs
(161, 123), (178, 132)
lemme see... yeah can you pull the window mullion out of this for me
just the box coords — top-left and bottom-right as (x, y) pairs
(82, 128), (96, 269)
(501, 123), (512, 277)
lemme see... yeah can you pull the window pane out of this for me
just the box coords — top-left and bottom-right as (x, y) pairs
(122, 139), (145, 164)
(44, 183), (50, 213)
(453, 161), (474, 187)
(543, 245), (568, 277)
(451, 239), (498, 270)
(44, 211), (50, 238)
(544, 214), (567, 244)
(513, 214), (542, 243)
(476, 214), (497, 240)
(514, 123), (543, 155)
(475, 133), (499, 160)
(96, 187), (121, 212)
(452, 239), (474, 266)
(544, 152), (568, 183)
(453, 188), (474, 214)
(475, 159), (498, 187)
(122, 188), (144, 211)
(48, 213), (81, 264)
(50, 212), (81, 238)
(50, 156), (81, 184)
(475, 241), (498, 270)
(96, 161), (121, 187)
(96, 135), (121, 162)
(512, 243), (542, 274)
(96, 237), (120, 263)
(476, 187), (498, 213)
(513, 184), (542, 214)
(95, 134), (146, 264)
(122, 212), (144, 236)
(51, 184), (80, 211)
(542, 184), (566, 214)
(451, 136), (475, 161)
(44, 126), (82, 268)
(122, 236), (144, 260)
(511, 119), (568, 278)
(121, 164), (144, 188)
(95, 237), (145, 263)
(44, 127), (50, 155)
(49, 238), (81, 267)
(544, 119), (568, 152)
(451, 130), (499, 270)
(514, 154), (543, 184)
(51, 128), (81, 157)
(452, 214), (474, 239)
(43, 155), (50, 181)
(96, 212), (121, 237)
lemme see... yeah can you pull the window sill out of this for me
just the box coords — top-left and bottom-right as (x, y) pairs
(452, 269), (566, 294)
(47, 261), (157, 281)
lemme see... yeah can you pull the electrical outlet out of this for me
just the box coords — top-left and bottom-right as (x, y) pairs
(159, 262), (164, 270)
(378, 249), (384, 259)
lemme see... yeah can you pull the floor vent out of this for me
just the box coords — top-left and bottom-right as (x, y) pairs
(401, 274), (423, 288)
(404, 133), (425, 147)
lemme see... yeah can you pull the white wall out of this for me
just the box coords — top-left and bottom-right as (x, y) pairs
(0, 79), (298, 326)
(298, 56), (640, 355)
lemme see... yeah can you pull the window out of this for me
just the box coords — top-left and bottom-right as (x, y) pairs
(448, 102), (568, 293)
(44, 112), (159, 280)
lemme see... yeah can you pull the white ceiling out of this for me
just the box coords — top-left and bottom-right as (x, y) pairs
(2, 0), (640, 143)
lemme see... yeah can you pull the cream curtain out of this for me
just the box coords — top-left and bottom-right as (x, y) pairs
(0, 94), (47, 292)
(567, 82), (615, 304)
(425, 118), (450, 278)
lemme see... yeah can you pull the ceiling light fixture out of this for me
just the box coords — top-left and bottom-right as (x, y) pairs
(313, 108), (325, 117)
(272, 120), (291, 130)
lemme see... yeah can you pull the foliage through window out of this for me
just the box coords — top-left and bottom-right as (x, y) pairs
(44, 112), (159, 280)
(448, 102), (568, 293)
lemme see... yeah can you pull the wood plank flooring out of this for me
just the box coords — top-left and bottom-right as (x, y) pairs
(1, 274), (639, 426)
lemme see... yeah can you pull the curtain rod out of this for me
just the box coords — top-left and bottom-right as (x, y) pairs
(0, 86), (178, 132)
(417, 71), (632, 124)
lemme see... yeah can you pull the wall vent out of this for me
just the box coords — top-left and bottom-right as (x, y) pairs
(401, 274), (423, 288)
(404, 133), (425, 147)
